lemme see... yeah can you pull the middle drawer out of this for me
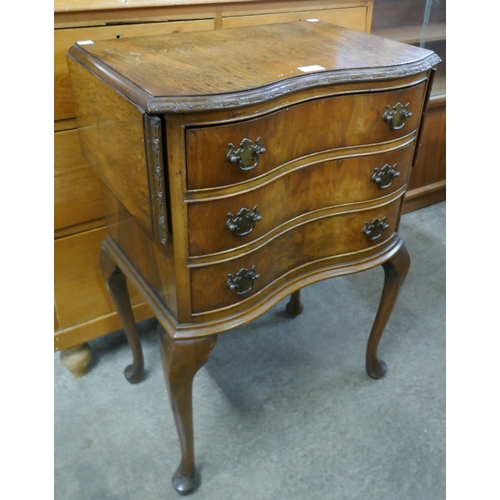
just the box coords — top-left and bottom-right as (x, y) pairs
(190, 195), (403, 315)
(188, 142), (414, 257)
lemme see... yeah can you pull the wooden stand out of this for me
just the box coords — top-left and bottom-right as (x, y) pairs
(67, 21), (438, 494)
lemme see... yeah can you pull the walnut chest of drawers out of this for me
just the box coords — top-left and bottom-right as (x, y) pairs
(68, 21), (439, 495)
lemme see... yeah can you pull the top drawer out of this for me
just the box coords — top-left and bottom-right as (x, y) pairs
(186, 82), (426, 190)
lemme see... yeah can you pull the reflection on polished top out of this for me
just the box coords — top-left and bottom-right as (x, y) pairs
(69, 21), (440, 112)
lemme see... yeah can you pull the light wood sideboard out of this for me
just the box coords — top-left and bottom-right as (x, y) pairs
(54, 0), (375, 375)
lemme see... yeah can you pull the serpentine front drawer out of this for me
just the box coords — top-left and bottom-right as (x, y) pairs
(190, 195), (403, 315)
(187, 140), (415, 257)
(185, 83), (426, 190)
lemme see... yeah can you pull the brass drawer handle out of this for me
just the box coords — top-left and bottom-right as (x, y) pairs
(227, 137), (266, 171)
(226, 265), (260, 295)
(226, 205), (262, 236)
(362, 217), (389, 241)
(382, 102), (412, 130)
(371, 163), (400, 189)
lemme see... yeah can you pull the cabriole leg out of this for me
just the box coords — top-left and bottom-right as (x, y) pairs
(366, 242), (411, 379)
(157, 324), (217, 496)
(99, 243), (144, 384)
(285, 289), (304, 317)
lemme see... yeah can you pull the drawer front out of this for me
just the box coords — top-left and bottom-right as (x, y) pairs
(55, 129), (105, 231)
(222, 7), (368, 32)
(186, 83), (426, 190)
(190, 197), (403, 314)
(55, 20), (214, 123)
(188, 143), (415, 256)
(54, 226), (144, 329)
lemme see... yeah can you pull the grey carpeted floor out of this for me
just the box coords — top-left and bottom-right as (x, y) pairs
(54, 201), (445, 500)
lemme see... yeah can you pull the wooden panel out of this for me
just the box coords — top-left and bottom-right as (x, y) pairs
(188, 142), (415, 256)
(403, 180), (445, 213)
(55, 118), (77, 132)
(54, 303), (153, 351)
(55, 219), (106, 239)
(191, 196), (403, 313)
(222, 7), (367, 31)
(403, 99), (446, 212)
(55, 307), (60, 332)
(54, 1), (373, 28)
(408, 99), (446, 191)
(186, 83), (426, 189)
(372, 23), (446, 45)
(68, 57), (153, 235)
(54, 19), (215, 123)
(54, 226), (144, 329)
(219, 1), (371, 19)
(54, 129), (105, 232)
(102, 185), (179, 320)
(55, 0), (368, 12)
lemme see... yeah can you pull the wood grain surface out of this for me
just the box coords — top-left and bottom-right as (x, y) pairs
(190, 195), (403, 313)
(188, 141), (415, 256)
(54, 227), (145, 329)
(68, 57), (153, 236)
(55, 20), (214, 122)
(55, 0), (380, 354)
(185, 83), (426, 189)
(68, 21), (439, 112)
(221, 7), (366, 30)
(54, 129), (105, 231)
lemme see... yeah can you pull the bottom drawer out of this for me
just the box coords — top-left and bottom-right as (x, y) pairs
(191, 196), (403, 314)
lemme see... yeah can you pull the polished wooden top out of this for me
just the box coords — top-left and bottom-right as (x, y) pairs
(68, 21), (440, 112)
